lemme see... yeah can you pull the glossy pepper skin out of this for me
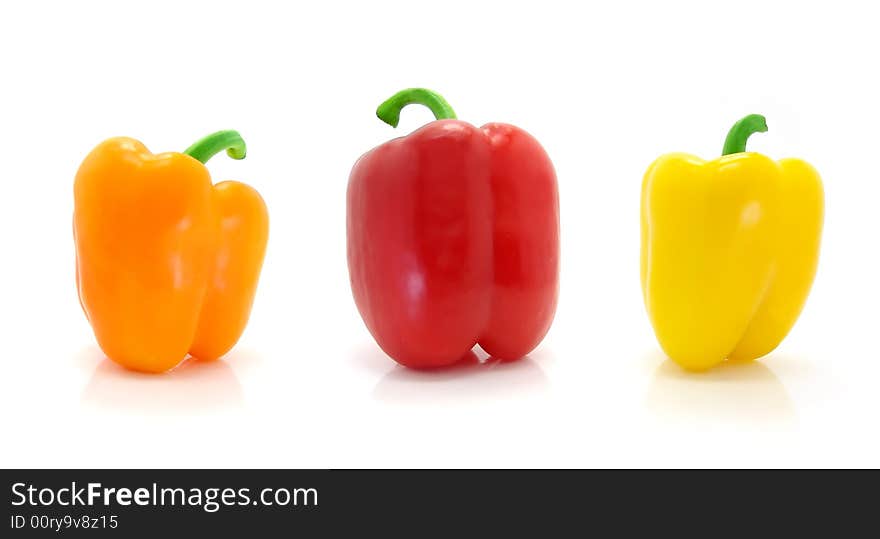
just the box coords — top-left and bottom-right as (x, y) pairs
(74, 130), (269, 373)
(347, 88), (559, 369)
(641, 114), (824, 371)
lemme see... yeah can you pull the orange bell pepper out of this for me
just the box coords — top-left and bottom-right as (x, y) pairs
(74, 130), (269, 373)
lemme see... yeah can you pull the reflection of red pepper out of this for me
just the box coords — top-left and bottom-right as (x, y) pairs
(347, 88), (559, 368)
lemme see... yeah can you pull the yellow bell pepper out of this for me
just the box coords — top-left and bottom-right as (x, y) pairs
(641, 114), (824, 371)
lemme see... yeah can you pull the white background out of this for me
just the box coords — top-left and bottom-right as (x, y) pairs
(1, 0), (878, 468)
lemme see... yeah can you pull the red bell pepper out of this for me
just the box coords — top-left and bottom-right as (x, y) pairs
(347, 88), (559, 369)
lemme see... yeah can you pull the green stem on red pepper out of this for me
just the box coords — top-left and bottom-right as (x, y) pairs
(722, 114), (768, 156)
(184, 130), (247, 164)
(376, 88), (457, 128)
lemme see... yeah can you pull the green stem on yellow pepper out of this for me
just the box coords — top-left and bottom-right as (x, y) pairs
(184, 130), (247, 164)
(722, 114), (768, 156)
(376, 88), (457, 128)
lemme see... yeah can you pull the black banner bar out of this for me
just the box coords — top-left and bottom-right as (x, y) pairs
(2, 469), (874, 536)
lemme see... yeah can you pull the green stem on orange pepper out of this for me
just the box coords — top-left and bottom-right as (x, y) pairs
(184, 130), (247, 164)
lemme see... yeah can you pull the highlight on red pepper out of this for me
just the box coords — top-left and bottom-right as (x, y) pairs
(347, 88), (559, 369)
(74, 130), (269, 374)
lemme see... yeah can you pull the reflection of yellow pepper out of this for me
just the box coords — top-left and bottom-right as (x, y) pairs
(641, 114), (824, 371)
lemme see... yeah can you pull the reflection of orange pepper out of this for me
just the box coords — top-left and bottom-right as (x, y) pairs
(74, 130), (268, 373)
